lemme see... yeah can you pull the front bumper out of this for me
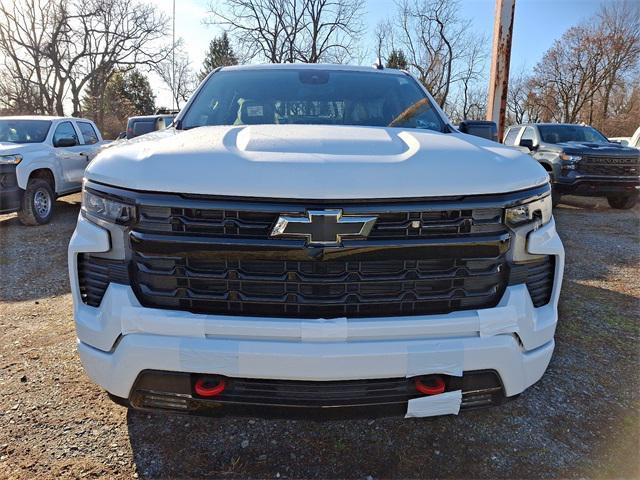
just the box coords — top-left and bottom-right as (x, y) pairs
(554, 173), (640, 196)
(69, 212), (564, 417)
(0, 164), (22, 214)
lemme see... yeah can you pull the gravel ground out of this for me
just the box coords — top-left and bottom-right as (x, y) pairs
(0, 194), (638, 479)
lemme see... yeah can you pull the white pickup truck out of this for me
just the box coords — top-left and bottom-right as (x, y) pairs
(70, 64), (564, 419)
(0, 116), (105, 225)
(630, 126), (640, 149)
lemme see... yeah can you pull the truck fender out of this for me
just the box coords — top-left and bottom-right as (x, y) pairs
(537, 161), (554, 176)
(16, 160), (62, 193)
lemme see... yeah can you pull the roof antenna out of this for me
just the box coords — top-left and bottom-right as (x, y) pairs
(372, 57), (384, 70)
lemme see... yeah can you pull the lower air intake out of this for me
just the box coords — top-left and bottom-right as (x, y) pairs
(77, 254), (129, 307)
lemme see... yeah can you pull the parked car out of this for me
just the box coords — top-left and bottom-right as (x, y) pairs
(0, 116), (105, 225)
(125, 114), (176, 139)
(628, 126), (640, 149)
(504, 123), (640, 209)
(457, 120), (498, 142)
(70, 64), (564, 419)
(608, 136), (630, 146)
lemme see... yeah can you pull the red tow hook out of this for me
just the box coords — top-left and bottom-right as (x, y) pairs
(415, 375), (446, 395)
(194, 377), (226, 397)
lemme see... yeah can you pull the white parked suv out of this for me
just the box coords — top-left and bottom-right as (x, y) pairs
(69, 65), (564, 419)
(0, 116), (104, 225)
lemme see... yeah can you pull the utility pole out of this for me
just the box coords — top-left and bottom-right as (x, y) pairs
(486, 0), (516, 141)
(172, 0), (176, 111)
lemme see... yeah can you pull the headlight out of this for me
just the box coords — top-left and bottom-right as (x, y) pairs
(0, 154), (22, 165)
(505, 194), (552, 229)
(559, 153), (581, 163)
(82, 187), (136, 224)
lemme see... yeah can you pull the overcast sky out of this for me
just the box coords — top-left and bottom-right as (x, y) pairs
(147, 0), (605, 108)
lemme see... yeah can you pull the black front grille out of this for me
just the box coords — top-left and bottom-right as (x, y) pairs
(130, 252), (509, 318)
(137, 205), (505, 240)
(0, 172), (17, 188)
(77, 254), (129, 307)
(78, 184), (563, 317)
(131, 198), (510, 318)
(577, 156), (639, 176)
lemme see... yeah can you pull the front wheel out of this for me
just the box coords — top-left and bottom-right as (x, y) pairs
(17, 178), (55, 225)
(607, 193), (638, 210)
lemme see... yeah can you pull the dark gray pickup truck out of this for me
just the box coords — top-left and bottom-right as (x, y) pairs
(504, 123), (640, 209)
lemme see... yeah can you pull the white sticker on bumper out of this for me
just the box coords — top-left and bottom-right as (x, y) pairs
(405, 390), (462, 418)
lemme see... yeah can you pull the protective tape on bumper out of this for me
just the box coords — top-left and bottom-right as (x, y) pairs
(405, 390), (462, 418)
(178, 339), (240, 375)
(301, 318), (348, 342)
(478, 305), (518, 337)
(122, 307), (206, 338)
(406, 342), (464, 377)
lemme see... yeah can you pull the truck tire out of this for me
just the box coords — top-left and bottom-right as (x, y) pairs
(17, 178), (55, 225)
(607, 193), (638, 210)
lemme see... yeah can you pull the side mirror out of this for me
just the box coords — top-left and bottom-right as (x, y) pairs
(519, 138), (535, 150)
(55, 137), (77, 148)
(458, 120), (498, 142)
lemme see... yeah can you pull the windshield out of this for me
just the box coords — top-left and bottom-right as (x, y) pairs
(0, 120), (51, 143)
(180, 69), (446, 132)
(538, 124), (609, 144)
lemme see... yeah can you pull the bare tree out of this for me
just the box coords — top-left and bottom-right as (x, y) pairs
(506, 70), (529, 125)
(599, 79), (640, 136)
(51, 0), (170, 116)
(373, 21), (390, 63)
(455, 33), (487, 119)
(206, 0), (304, 63)
(448, 84), (486, 123)
(0, 0), (64, 114)
(297, 0), (364, 63)
(528, 1), (639, 126)
(391, 0), (483, 108)
(0, 0), (169, 116)
(594, 0), (640, 120)
(154, 43), (198, 109)
(206, 0), (364, 64)
(532, 25), (611, 123)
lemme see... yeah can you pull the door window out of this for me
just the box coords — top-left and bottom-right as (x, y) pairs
(520, 127), (536, 144)
(78, 122), (99, 144)
(503, 127), (521, 145)
(53, 122), (78, 147)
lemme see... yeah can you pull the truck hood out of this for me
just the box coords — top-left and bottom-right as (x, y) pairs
(555, 141), (640, 156)
(0, 142), (44, 155)
(86, 125), (548, 199)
